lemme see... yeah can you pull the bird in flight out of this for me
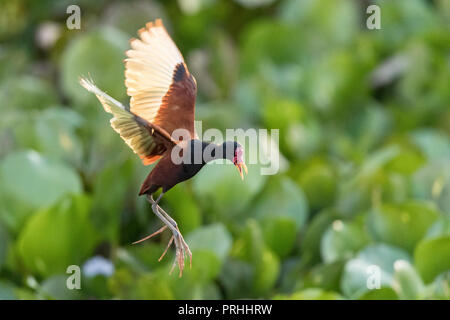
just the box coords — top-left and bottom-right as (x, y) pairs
(80, 19), (247, 276)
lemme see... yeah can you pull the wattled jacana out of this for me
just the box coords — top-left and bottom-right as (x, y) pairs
(80, 19), (247, 276)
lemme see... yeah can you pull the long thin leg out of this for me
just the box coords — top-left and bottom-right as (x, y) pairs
(151, 200), (192, 268)
(132, 194), (170, 244)
(148, 195), (192, 268)
(150, 195), (177, 228)
(149, 197), (185, 276)
(140, 193), (192, 276)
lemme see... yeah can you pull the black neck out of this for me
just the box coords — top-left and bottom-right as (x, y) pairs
(200, 141), (235, 164)
(179, 140), (235, 179)
(183, 140), (236, 166)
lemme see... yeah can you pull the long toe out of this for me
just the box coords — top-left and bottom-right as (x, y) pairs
(158, 236), (174, 262)
(132, 225), (167, 244)
(178, 231), (192, 268)
(169, 233), (185, 277)
(176, 236), (185, 277)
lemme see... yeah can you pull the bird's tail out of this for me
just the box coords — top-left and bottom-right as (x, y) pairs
(79, 76), (127, 112)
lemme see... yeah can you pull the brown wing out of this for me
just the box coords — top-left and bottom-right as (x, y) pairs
(125, 19), (197, 144)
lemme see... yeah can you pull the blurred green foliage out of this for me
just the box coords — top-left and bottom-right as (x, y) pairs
(0, 0), (449, 300)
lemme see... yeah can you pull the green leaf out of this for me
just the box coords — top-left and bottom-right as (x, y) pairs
(163, 184), (202, 235)
(341, 244), (411, 299)
(262, 99), (303, 131)
(102, 1), (166, 36)
(285, 118), (323, 159)
(119, 243), (173, 272)
(377, 0), (436, 49)
(357, 146), (400, 179)
(368, 201), (441, 252)
(186, 223), (232, 262)
(349, 105), (393, 157)
(0, 150), (82, 230)
(414, 236), (450, 283)
(39, 275), (84, 300)
(321, 219), (370, 263)
(219, 259), (253, 299)
(193, 155), (266, 219)
(301, 260), (346, 292)
(0, 75), (58, 111)
(297, 159), (337, 211)
(234, 0), (276, 8)
(274, 288), (342, 300)
(240, 21), (302, 73)
(253, 248), (280, 296)
(107, 268), (137, 299)
(137, 272), (174, 300)
(186, 250), (221, 283)
(0, 281), (16, 300)
(300, 208), (339, 265)
(61, 27), (128, 105)
(230, 220), (280, 296)
(200, 283), (222, 300)
(231, 219), (264, 263)
(385, 144), (425, 175)
(260, 216), (296, 258)
(91, 159), (134, 242)
(337, 147), (408, 215)
(17, 194), (97, 276)
(262, 99), (313, 156)
(1, 150), (82, 209)
(426, 271), (450, 299)
(34, 108), (83, 163)
(411, 129), (450, 161)
(412, 160), (450, 214)
(425, 217), (450, 239)
(0, 223), (10, 269)
(358, 287), (398, 300)
(252, 177), (309, 231)
(392, 260), (425, 299)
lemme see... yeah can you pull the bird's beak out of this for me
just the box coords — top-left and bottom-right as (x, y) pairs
(235, 161), (248, 180)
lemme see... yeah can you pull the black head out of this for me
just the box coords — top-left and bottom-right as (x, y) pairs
(222, 141), (247, 180)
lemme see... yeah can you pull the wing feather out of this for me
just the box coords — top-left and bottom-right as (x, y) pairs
(125, 19), (197, 139)
(79, 77), (174, 165)
(79, 19), (196, 166)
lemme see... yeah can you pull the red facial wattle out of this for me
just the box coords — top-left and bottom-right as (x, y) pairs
(234, 147), (248, 180)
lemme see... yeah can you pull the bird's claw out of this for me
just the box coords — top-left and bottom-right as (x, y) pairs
(179, 231), (192, 269)
(134, 226), (192, 276)
(167, 228), (192, 277)
(144, 195), (192, 276)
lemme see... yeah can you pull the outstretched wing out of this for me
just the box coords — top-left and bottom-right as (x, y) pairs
(125, 19), (197, 140)
(79, 78), (175, 165)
